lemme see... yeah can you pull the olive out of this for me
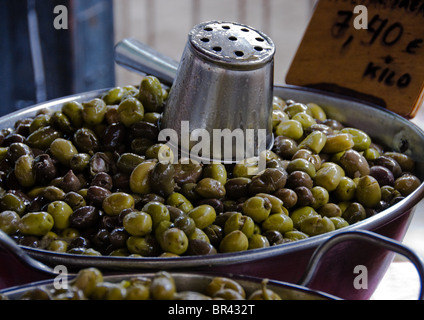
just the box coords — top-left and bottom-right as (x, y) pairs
(117, 97), (144, 127)
(33, 154), (57, 185)
(86, 186), (111, 207)
(81, 98), (107, 126)
(126, 234), (159, 256)
(0, 210), (21, 235)
(286, 170), (314, 189)
(19, 211), (54, 236)
(333, 176), (356, 202)
(314, 162), (345, 192)
(262, 213), (294, 234)
(373, 156), (402, 178)
(129, 161), (156, 194)
(225, 177), (251, 199)
(123, 211), (152, 236)
(219, 230), (249, 253)
(188, 205), (216, 229)
(369, 165), (395, 186)
(102, 122), (126, 152)
(300, 215), (335, 236)
(272, 136), (298, 159)
(273, 188), (298, 209)
(138, 76), (165, 113)
(7, 142), (33, 162)
(150, 272), (176, 300)
(342, 202), (366, 224)
(224, 212), (255, 238)
(25, 126), (62, 150)
(72, 268), (104, 297)
(0, 193), (26, 216)
(15, 154), (36, 188)
(69, 206), (100, 229)
(318, 203), (342, 218)
(394, 174), (421, 196)
(142, 201), (170, 229)
(186, 239), (217, 255)
(206, 277), (246, 299)
(242, 196), (272, 223)
(102, 192), (135, 216)
(47, 200), (73, 230)
(159, 227), (188, 255)
(62, 101), (84, 128)
(150, 162), (176, 197)
(73, 128), (99, 153)
(166, 192), (194, 213)
(275, 119), (303, 140)
(356, 175), (381, 208)
(195, 178), (226, 199)
(248, 168), (288, 194)
(338, 149), (370, 178)
(322, 133), (355, 154)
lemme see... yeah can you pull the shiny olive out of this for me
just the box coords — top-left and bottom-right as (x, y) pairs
(69, 205), (100, 229)
(19, 211), (54, 236)
(0, 210), (21, 235)
(14, 154), (36, 187)
(273, 188), (298, 209)
(126, 234), (159, 256)
(307, 102), (327, 121)
(81, 98), (107, 126)
(373, 156), (402, 178)
(290, 206), (319, 229)
(186, 239), (217, 256)
(314, 162), (345, 192)
(188, 204), (216, 229)
(310, 186), (329, 209)
(0, 192), (26, 216)
(242, 196), (272, 223)
(300, 215), (335, 236)
(138, 76), (165, 113)
(102, 192), (135, 216)
(342, 202), (366, 224)
(275, 119), (303, 140)
(341, 128), (371, 151)
(322, 133), (355, 154)
(142, 201), (170, 229)
(25, 126), (63, 150)
(338, 149), (370, 178)
(330, 216), (350, 229)
(248, 168), (288, 194)
(356, 175), (381, 208)
(62, 101), (84, 128)
(369, 165), (395, 186)
(150, 162), (176, 197)
(203, 163), (227, 185)
(394, 174), (421, 196)
(123, 211), (152, 236)
(160, 227), (188, 255)
(7, 142), (33, 162)
(129, 161), (156, 194)
(47, 200), (73, 230)
(284, 102), (310, 118)
(298, 131), (327, 154)
(248, 234), (270, 249)
(334, 176), (356, 202)
(224, 177), (251, 199)
(284, 230), (309, 242)
(117, 97), (144, 127)
(272, 136), (298, 159)
(166, 192), (194, 213)
(195, 178), (226, 199)
(224, 212), (255, 238)
(219, 230), (249, 253)
(73, 128), (99, 154)
(262, 213), (293, 234)
(384, 152), (415, 172)
(33, 153), (57, 184)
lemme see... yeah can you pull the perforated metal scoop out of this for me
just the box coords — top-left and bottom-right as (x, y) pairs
(116, 21), (276, 163)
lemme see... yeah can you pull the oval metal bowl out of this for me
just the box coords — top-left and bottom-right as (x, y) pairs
(1, 85), (424, 300)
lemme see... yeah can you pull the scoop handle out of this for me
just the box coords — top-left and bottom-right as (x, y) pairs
(298, 230), (424, 300)
(114, 38), (179, 86)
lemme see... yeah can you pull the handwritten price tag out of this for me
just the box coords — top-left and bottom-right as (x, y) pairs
(286, 0), (424, 118)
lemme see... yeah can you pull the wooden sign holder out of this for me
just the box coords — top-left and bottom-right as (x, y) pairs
(286, 0), (424, 118)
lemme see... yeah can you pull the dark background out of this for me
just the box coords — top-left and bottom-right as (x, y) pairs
(0, 0), (115, 116)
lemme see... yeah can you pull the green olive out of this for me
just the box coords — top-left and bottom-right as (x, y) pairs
(248, 234), (270, 250)
(138, 76), (165, 113)
(62, 101), (84, 128)
(142, 201), (170, 229)
(50, 138), (78, 166)
(102, 192), (135, 216)
(19, 211), (54, 236)
(242, 196), (272, 223)
(206, 277), (246, 299)
(123, 211), (152, 236)
(117, 97), (144, 127)
(341, 128), (371, 151)
(188, 205), (216, 229)
(219, 230), (249, 253)
(342, 202), (366, 224)
(203, 163), (227, 185)
(298, 131), (327, 154)
(394, 174), (421, 196)
(195, 178), (226, 199)
(166, 192), (194, 213)
(275, 119), (304, 140)
(262, 213), (294, 234)
(72, 268), (104, 297)
(25, 126), (63, 150)
(159, 227), (188, 255)
(291, 112), (317, 129)
(129, 161), (156, 194)
(47, 200), (73, 230)
(322, 133), (355, 154)
(82, 98), (107, 126)
(15, 154), (36, 187)
(224, 212), (255, 238)
(333, 176), (357, 202)
(310, 186), (329, 210)
(356, 175), (381, 208)
(290, 206), (319, 229)
(0, 210), (21, 235)
(314, 162), (345, 192)
(300, 215), (335, 236)
(307, 102), (327, 121)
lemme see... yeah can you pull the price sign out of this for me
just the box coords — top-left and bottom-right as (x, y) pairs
(286, 0), (424, 118)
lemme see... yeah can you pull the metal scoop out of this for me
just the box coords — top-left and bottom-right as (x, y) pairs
(115, 21), (275, 164)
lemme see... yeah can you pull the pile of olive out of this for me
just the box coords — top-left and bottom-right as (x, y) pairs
(0, 75), (421, 257)
(0, 267), (280, 300)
